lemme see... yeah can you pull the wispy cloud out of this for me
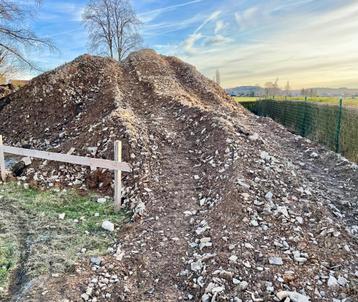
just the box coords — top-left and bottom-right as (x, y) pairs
(168, 0), (358, 89)
(22, 0), (358, 89)
(194, 10), (221, 33)
(139, 0), (204, 23)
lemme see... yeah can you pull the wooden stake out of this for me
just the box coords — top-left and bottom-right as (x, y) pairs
(0, 135), (6, 182)
(114, 140), (122, 211)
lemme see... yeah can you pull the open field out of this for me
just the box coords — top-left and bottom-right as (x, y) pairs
(234, 96), (358, 107)
(241, 99), (358, 162)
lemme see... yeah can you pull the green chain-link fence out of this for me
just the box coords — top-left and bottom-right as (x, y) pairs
(241, 98), (358, 163)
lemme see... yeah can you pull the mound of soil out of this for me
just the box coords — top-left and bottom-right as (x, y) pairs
(0, 49), (357, 302)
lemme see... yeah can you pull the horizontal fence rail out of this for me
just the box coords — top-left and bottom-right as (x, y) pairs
(0, 136), (131, 210)
(0, 145), (132, 172)
(240, 98), (358, 163)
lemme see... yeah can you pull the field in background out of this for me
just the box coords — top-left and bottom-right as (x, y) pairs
(240, 99), (358, 162)
(234, 96), (358, 107)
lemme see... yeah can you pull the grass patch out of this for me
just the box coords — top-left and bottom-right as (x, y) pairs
(0, 241), (16, 290)
(0, 182), (130, 297)
(234, 96), (358, 107)
(2, 183), (128, 234)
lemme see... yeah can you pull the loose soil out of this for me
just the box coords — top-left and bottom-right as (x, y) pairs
(0, 49), (356, 302)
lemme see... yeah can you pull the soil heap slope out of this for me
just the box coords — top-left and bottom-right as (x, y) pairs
(0, 49), (357, 302)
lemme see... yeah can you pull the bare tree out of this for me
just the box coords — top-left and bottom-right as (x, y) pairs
(215, 69), (221, 86)
(0, 0), (54, 73)
(0, 49), (13, 77)
(82, 0), (142, 61)
(264, 82), (274, 97)
(285, 81), (291, 96)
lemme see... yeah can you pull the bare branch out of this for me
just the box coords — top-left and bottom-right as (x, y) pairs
(0, 0), (54, 73)
(82, 0), (142, 61)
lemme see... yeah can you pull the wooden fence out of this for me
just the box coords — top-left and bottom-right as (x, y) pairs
(0, 135), (131, 210)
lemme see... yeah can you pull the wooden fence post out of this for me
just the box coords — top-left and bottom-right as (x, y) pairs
(0, 135), (6, 182)
(114, 140), (122, 211)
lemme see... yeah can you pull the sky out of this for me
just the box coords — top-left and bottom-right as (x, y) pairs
(19, 0), (358, 89)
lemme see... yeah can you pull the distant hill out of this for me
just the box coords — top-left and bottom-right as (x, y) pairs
(303, 87), (358, 97)
(226, 86), (358, 97)
(226, 86), (265, 96)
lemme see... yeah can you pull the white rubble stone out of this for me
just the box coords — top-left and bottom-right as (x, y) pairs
(276, 291), (310, 302)
(250, 219), (259, 227)
(229, 255), (238, 263)
(244, 243), (254, 249)
(248, 133), (259, 141)
(276, 206), (289, 218)
(265, 191), (273, 201)
(296, 216), (304, 224)
(260, 151), (271, 161)
(337, 276), (348, 287)
(310, 152), (319, 158)
(101, 221), (115, 232)
(269, 256), (283, 265)
(201, 294), (211, 302)
(239, 281), (248, 291)
(97, 197), (107, 204)
(191, 260), (203, 272)
(327, 275), (339, 287)
(21, 157), (32, 166)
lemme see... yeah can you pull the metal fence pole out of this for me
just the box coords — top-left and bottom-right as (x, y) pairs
(301, 96), (308, 137)
(335, 98), (343, 153)
(0, 135), (6, 181)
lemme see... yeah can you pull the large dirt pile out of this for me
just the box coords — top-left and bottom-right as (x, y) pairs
(0, 49), (357, 302)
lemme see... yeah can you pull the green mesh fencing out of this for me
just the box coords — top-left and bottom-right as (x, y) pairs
(241, 99), (358, 163)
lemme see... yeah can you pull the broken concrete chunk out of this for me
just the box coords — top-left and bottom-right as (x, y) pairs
(97, 197), (107, 204)
(101, 220), (115, 232)
(90, 256), (102, 266)
(269, 256), (283, 265)
(21, 157), (32, 166)
(276, 291), (310, 302)
(248, 133), (259, 141)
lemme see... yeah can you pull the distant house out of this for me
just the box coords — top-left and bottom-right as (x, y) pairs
(9, 79), (29, 88)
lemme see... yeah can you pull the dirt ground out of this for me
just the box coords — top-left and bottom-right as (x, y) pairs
(0, 49), (357, 302)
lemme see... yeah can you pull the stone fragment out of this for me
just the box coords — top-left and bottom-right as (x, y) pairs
(249, 133), (259, 141)
(276, 291), (310, 302)
(238, 281), (248, 291)
(97, 197), (107, 204)
(101, 220), (115, 232)
(90, 256), (102, 266)
(269, 256), (283, 265)
(327, 275), (339, 288)
(337, 276), (348, 287)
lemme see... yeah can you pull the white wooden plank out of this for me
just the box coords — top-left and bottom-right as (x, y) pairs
(0, 145), (131, 172)
(0, 136), (6, 181)
(114, 141), (122, 211)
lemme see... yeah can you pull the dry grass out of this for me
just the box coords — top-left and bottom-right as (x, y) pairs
(0, 183), (129, 298)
